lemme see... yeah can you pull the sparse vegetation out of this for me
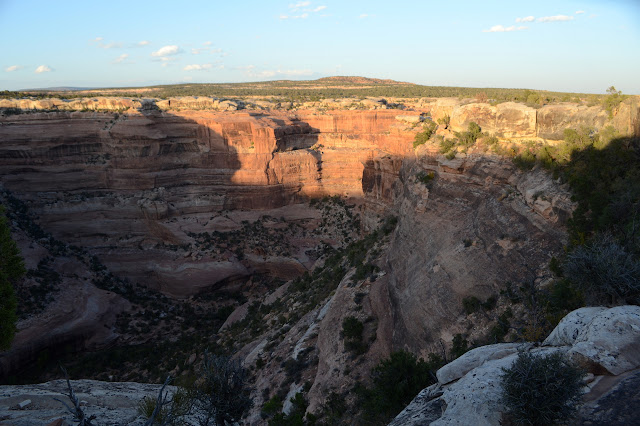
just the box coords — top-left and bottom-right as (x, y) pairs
(0, 207), (25, 350)
(501, 351), (585, 425)
(342, 316), (367, 355)
(413, 119), (437, 148)
(357, 351), (444, 424)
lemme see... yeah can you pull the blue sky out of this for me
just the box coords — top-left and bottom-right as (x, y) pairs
(1, 0), (639, 94)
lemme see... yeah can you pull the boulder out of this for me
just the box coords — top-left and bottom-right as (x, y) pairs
(568, 305), (640, 375)
(389, 384), (445, 426)
(436, 343), (527, 385)
(543, 306), (608, 346)
(432, 347), (564, 426)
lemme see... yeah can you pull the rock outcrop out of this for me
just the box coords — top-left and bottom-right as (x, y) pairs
(0, 379), (175, 425)
(391, 306), (640, 425)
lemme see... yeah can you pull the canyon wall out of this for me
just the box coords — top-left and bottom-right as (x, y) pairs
(0, 109), (417, 293)
(1, 98), (638, 414)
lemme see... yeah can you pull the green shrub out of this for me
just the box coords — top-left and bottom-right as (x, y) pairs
(602, 86), (626, 118)
(501, 351), (585, 425)
(437, 115), (450, 127)
(454, 122), (482, 147)
(438, 137), (455, 154)
(193, 352), (253, 425)
(416, 171), (435, 186)
(413, 120), (437, 148)
(462, 296), (481, 314)
(357, 351), (440, 423)
(564, 233), (640, 305)
(342, 316), (367, 355)
(450, 334), (469, 359)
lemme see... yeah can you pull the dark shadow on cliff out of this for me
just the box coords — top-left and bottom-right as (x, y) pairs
(0, 105), (331, 384)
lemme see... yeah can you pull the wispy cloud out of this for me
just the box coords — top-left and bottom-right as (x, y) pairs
(359, 13), (370, 19)
(151, 45), (181, 57)
(5, 65), (22, 72)
(281, 2), (326, 19)
(90, 37), (123, 49)
(113, 53), (129, 64)
(289, 1), (310, 11)
(35, 65), (52, 73)
(483, 25), (528, 33)
(203, 41), (213, 46)
(138, 40), (151, 46)
(184, 63), (213, 71)
(516, 16), (535, 23)
(575, 10), (585, 15)
(191, 46), (223, 55)
(537, 15), (574, 22)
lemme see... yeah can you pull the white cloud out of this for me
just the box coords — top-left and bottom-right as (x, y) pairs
(516, 16), (535, 23)
(35, 65), (52, 73)
(151, 45), (181, 57)
(184, 63), (213, 71)
(113, 53), (129, 64)
(138, 40), (150, 46)
(101, 42), (123, 49)
(483, 25), (528, 33)
(359, 13), (370, 19)
(281, 2), (326, 19)
(575, 10), (585, 14)
(203, 41), (213, 46)
(90, 38), (123, 49)
(280, 13), (308, 19)
(289, 1), (310, 10)
(537, 15), (574, 22)
(5, 65), (21, 72)
(191, 46), (223, 55)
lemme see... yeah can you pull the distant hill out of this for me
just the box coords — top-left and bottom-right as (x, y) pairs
(20, 86), (96, 92)
(3, 76), (603, 105)
(316, 76), (412, 85)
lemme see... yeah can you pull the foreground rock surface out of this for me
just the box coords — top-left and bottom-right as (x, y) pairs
(391, 306), (640, 426)
(0, 380), (175, 425)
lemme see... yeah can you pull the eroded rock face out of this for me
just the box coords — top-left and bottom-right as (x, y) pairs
(369, 150), (573, 358)
(428, 97), (640, 140)
(536, 104), (609, 140)
(0, 109), (418, 295)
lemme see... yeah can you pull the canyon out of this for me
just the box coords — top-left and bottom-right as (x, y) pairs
(0, 95), (639, 423)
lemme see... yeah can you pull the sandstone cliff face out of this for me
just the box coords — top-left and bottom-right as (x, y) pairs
(367, 149), (573, 359)
(428, 97), (640, 140)
(0, 109), (418, 295)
